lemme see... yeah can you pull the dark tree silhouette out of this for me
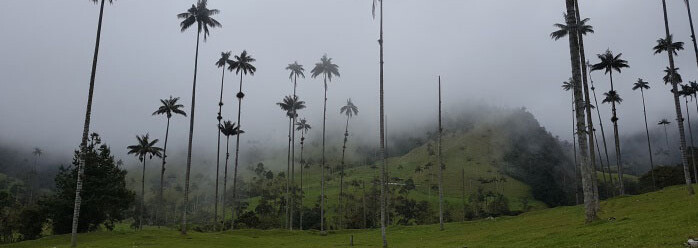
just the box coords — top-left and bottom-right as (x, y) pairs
(310, 54), (340, 233)
(151, 96), (186, 226)
(587, 61), (614, 193)
(655, 0), (694, 194)
(679, 84), (698, 183)
(218, 121), (242, 226)
(127, 134), (163, 230)
(71, 0), (115, 246)
(213, 51), (232, 228)
(286, 61), (305, 230)
(295, 118), (311, 230)
(562, 79), (581, 203)
(228, 50), (256, 230)
(177, 0), (221, 234)
(437, 76), (445, 231)
(632, 79), (656, 189)
(659, 119), (672, 151)
(370, 0), (388, 244)
(277, 95), (306, 230)
(338, 98), (358, 229)
(591, 50), (629, 195)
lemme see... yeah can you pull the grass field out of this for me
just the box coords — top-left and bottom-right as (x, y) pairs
(6, 185), (698, 247)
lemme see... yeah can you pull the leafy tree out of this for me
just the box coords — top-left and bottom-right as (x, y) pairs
(656, 0), (694, 195)
(177, 0), (222, 234)
(632, 79), (656, 189)
(228, 50), (256, 230)
(151, 96), (186, 225)
(127, 134), (163, 230)
(43, 137), (134, 235)
(310, 54), (340, 232)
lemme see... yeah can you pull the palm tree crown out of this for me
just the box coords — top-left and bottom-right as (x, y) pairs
(602, 90), (623, 105)
(216, 51), (232, 68)
(561, 78), (576, 91)
(32, 148), (42, 157)
(296, 118), (311, 132)
(127, 134), (163, 161)
(177, 0), (221, 40)
(550, 13), (594, 40)
(277, 95), (307, 118)
(152, 96), (187, 119)
(286, 61), (305, 80)
(219, 121), (243, 137)
(590, 50), (629, 74)
(633, 79), (651, 91)
(653, 34), (685, 56)
(311, 55), (340, 83)
(659, 119), (672, 125)
(680, 84), (696, 98)
(340, 99), (359, 118)
(229, 50), (257, 75)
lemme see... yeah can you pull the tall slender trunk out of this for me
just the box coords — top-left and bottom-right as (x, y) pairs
(339, 115), (350, 229)
(564, 0), (597, 222)
(72, 0), (106, 245)
(214, 67), (226, 229)
(321, 76), (327, 233)
(362, 180), (367, 229)
(181, 30), (201, 235)
(231, 73), (246, 230)
(159, 117), (171, 227)
(379, 0), (388, 246)
(285, 116), (291, 229)
(140, 158), (146, 230)
(685, 98), (697, 183)
(593, 129), (609, 190)
(571, 94), (580, 204)
(299, 130), (305, 230)
(290, 76), (298, 231)
(437, 76), (444, 231)
(664, 125), (670, 149)
(608, 71), (625, 195)
(461, 167), (466, 222)
(222, 136), (230, 227)
(574, 0), (599, 208)
(685, 0), (698, 73)
(589, 71), (615, 190)
(662, 0), (695, 195)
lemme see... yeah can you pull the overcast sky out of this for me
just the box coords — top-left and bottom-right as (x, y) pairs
(1, 0), (698, 167)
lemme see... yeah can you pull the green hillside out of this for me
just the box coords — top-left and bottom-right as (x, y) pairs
(6, 185), (697, 248)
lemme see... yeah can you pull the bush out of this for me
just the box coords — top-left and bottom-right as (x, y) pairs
(17, 206), (44, 241)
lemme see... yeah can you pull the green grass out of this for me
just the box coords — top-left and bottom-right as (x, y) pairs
(7, 185), (698, 247)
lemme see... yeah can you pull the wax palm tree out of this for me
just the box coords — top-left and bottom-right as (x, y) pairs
(213, 51), (231, 227)
(632, 79), (656, 189)
(591, 49), (629, 195)
(151, 96), (186, 226)
(371, 0), (388, 243)
(277, 95), (306, 230)
(587, 61), (614, 191)
(127, 134), (163, 230)
(680, 84), (698, 183)
(29, 148), (42, 203)
(295, 118), (311, 230)
(562, 79), (581, 202)
(437, 76), (445, 230)
(310, 54), (340, 233)
(219, 120), (242, 227)
(286, 61), (304, 230)
(177, 0), (221, 234)
(657, 0), (694, 195)
(228, 50), (256, 230)
(337, 98), (358, 229)
(659, 119), (672, 151)
(71, 0), (115, 245)
(683, 0), (698, 75)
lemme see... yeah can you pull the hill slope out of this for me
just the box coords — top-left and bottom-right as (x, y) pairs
(6, 185), (697, 247)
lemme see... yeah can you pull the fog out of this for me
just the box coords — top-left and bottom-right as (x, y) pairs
(1, 0), (698, 170)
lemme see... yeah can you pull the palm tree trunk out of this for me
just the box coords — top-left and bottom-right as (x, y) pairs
(140, 158), (146, 230)
(285, 117), (291, 229)
(437, 76), (444, 231)
(564, 0), (596, 222)
(685, 98), (697, 183)
(685, 0), (698, 73)
(461, 167), (466, 222)
(290, 76), (298, 231)
(574, 0), (599, 209)
(214, 67), (226, 229)
(593, 129), (608, 191)
(222, 136), (230, 228)
(379, 0), (387, 245)
(339, 116), (350, 229)
(72, 0), (105, 245)
(181, 29), (201, 235)
(662, 0), (695, 195)
(664, 125), (670, 149)
(571, 94), (580, 204)
(608, 71), (625, 195)
(231, 73), (246, 230)
(159, 117), (171, 227)
(299, 131), (305, 230)
(589, 72), (615, 190)
(640, 88), (657, 189)
(321, 76), (327, 233)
